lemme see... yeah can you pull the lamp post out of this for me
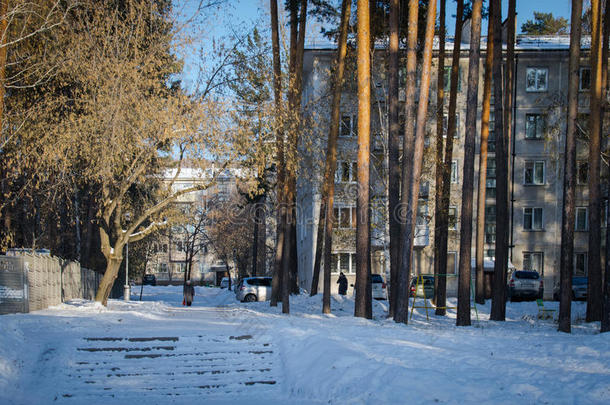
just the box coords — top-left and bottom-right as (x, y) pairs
(124, 241), (130, 301)
(124, 213), (131, 301)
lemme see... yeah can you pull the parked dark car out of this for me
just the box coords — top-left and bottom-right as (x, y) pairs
(410, 275), (434, 298)
(507, 270), (543, 301)
(553, 277), (587, 301)
(142, 274), (156, 286)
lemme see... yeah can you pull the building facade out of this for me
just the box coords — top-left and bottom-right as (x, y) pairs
(297, 34), (608, 298)
(144, 167), (243, 285)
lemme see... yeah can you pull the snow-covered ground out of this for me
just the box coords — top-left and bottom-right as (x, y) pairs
(1, 286), (608, 404)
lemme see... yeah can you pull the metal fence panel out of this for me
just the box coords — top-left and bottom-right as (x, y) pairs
(0, 257), (27, 314)
(0, 254), (101, 315)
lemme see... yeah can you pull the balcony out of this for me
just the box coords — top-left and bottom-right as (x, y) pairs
(414, 225), (430, 247)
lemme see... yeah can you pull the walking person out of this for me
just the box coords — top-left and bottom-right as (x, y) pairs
(183, 280), (195, 307)
(337, 272), (348, 295)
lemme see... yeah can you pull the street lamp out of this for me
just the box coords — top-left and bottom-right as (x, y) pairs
(124, 212), (132, 301)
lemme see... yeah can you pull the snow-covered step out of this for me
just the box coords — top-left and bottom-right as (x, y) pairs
(56, 333), (280, 401)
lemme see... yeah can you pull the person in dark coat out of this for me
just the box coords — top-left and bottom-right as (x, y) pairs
(337, 272), (348, 295)
(183, 280), (195, 306)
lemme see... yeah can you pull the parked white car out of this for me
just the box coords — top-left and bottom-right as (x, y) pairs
(220, 277), (231, 290)
(507, 270), (543, 301)
(235, 277), (272, 302)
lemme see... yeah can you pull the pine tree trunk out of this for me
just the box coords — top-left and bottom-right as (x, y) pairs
(289, 207), (299, 293)
(269, 0), (283, 307)
(317, 0), (351, 312)
(286, 0), (308, 297)
(387, 0), (400, 319)
(456, 0), (482, 327)
(355, 0), (372, 319)
(475, 0), (494, 305)
(504, 0), (515, 184)
(310, 199), (325, 296)
(504, 0), (516, 284)
(586, 0), (603, 323)
(600, 0), (610, 333)
(272, 218), (285, 306)
(433, 0), (447, 315)
(281, 208), (291, 313)
(490, 0), (507, 321)
(0, 0), (7, 142)
(257, 200), (267, 275)
(395, 0), (436, 324)
(437, 0), (464, 317)
(252, 214), (259, 276)
(559, 0), (583, 334)
(394, 0), (419, 324)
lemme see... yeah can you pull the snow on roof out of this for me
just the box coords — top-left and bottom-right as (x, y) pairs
(162, 166), (251, 181)
(306, 35), (591, 52)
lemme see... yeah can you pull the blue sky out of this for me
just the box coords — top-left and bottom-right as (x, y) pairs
(220, 0), (572, 36)
(178, 0), (573, 90)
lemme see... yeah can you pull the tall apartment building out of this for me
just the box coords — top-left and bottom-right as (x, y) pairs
(296, 34), (608, 298)
(145, 167), (244, 285)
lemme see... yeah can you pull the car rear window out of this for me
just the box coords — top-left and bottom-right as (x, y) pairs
(573, 277), (587, 285)
(371, 274), (383, 283)
(247, 278), (272, 287)
(514, 271), (539, 279)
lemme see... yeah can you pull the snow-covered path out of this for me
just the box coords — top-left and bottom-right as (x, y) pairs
(1, 286), (609, 404)
(0, 288), (313, 404)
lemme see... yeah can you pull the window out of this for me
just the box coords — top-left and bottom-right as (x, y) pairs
(524, 207), (543, 230)
(176, 240), (183, 252)
(525, 114), (545, 139)
(448, 207), (458, 230)
(173, 262), (186, 273)
(575, 207), (588, 231)
(526, 67), (548, 92)
(485, 206), (496, 244)
(419, 181), (430, 200)
(488, 111), (496, 152)
(443, 112), (460, 138)
(523, 252), (544, 275)
(336, 161), (357, 183)
(574, 252), (587, 276)
(416, 201), (428, 226)
(486, 179), (496, 199)
(333, 206), (355, 229)
(485, 205), (497, 222)
(443, 66), (461, 92)
(485, 223), (496, 244)
(579, 67), (591, 91)
(486, 158), (496, 198)
(451, 160), (459, 183)
(524, 161), (545, 185)
(331, 252), (356, 274)
(340, 115), (356, 137)
(487, 157), (496, 178)
(577, 162), (588, 185)
(157, 263), (168, 273)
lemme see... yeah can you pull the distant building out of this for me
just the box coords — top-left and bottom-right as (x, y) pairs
(145, 166), (245, 285)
